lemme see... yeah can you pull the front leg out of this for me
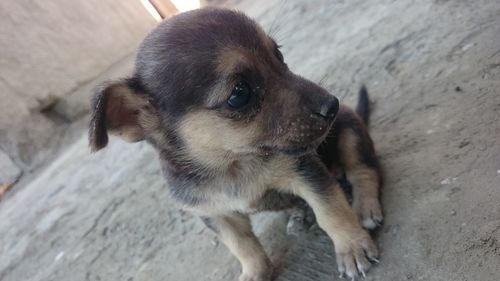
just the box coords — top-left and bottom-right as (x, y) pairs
(281, 156), (379, 279)
(201, 213), (272, 281)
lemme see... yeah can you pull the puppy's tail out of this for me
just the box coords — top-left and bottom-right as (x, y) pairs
(355, 85), (371, 125)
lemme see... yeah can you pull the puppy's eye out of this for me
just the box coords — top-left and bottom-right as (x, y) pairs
(274, 47), (284, 63)
(227, 81), (252, 109)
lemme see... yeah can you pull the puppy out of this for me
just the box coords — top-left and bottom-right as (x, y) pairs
(89, 8), (383, 281)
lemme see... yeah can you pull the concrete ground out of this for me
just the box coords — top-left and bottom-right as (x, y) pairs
(1, 0), (499, 280)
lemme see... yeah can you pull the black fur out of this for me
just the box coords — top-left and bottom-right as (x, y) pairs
(355, 85), (370, 125)
(318, 88), (380, 173)
(89, 86), (109, 152)
(252, 190), (302, 212)
(296, 155), (333, 195)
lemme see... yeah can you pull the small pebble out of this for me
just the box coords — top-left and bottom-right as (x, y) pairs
(55, 251), (65, 262)
(461, 43), (475, 51)
(441, 178), (451, 185)
(450, 210), (456, 216)
(455, 86), (462, 92)
(440, 177), (457, 185)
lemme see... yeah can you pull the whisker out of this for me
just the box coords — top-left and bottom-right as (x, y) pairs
(267, 0), (288, 37)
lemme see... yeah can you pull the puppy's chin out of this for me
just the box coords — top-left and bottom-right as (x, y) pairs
(259, 140), (322, 157)
(275, 144), (317, 156)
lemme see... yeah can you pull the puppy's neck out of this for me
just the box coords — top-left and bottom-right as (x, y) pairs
(153, 134), (265, 182)
(181, 146), (262, 174)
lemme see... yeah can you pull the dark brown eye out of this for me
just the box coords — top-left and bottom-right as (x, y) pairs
(227, 80), (252, 109)
(274, 46), (284, 63)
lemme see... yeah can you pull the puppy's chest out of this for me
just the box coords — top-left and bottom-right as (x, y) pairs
(166, 156), (296, 215)
(191, 176), (269, 215)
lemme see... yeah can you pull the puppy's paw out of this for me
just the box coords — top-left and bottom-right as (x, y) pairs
(353, 197), (383, 230)
(239, 271), (272, 281)
(334, 230), (379, 279)
(239, 263), (272, 281)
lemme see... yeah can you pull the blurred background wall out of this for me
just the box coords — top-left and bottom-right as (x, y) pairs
(0, 0), (159, 182)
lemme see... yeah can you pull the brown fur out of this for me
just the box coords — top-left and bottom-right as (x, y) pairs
(338, 129), (383, 229)
(88, 8), (384, 281)
(89, 81), (161, 151)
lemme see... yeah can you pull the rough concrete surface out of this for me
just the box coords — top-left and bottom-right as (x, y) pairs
(1, 0), (499, 281)
(0, 151), (22, 185)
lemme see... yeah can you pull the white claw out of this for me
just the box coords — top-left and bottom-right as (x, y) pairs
(370, 258), (380, 263)
(361, 270), (367, 278)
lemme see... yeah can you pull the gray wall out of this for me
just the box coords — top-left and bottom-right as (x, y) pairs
(0, 0), (157, 178)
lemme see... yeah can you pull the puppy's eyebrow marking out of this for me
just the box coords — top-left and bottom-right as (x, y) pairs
(209, 47), (256, 107)
(216, 47), (249, 76)
(206, 79), (234, 108)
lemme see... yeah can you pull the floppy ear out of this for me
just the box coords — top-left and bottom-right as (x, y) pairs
(89, 79), (157, 152)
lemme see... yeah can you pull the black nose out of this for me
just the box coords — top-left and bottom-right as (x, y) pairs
(317, 97), (339, 119)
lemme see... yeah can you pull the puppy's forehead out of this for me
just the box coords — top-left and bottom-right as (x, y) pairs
(139, 8), (272, 63)
(134, 9), (276, 116)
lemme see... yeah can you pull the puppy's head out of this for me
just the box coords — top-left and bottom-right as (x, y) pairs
(90, 8), (338, 160)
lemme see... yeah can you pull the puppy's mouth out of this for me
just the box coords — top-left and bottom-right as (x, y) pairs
(259, 116), (336, 157)
(260, 131), (331, 157)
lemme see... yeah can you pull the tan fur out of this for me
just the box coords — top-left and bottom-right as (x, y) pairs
(216, 47), (250, 77)
(206, 48), (250, 107)
(178, 110), (262, 169)
(213, 214), (272, 281)
(178, 156), (376, 279)
(104, 84), (161, 142)
(215, 29), (274, 75)
(277, 175), (377, 276)
(177, 154), (297, 216)
(211, 29), (278, 107)
(337, 129), (383, 229)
